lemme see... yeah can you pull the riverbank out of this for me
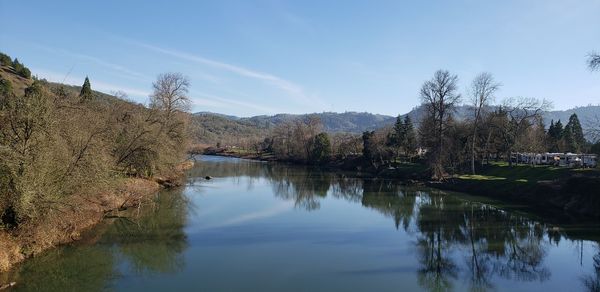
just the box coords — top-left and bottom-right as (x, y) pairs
(203, 149), (600, 220)
(0, 161), (194, 274)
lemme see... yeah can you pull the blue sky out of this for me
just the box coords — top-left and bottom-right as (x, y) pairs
(1, 0), (599, 117)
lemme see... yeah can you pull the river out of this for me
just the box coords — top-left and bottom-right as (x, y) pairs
(3, 155), (600, 291)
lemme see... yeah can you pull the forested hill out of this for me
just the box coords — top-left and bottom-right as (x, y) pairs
(194, 111), (396, 134)
(196, 105), (600, 136)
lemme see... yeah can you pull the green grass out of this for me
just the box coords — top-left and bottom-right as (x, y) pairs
(454, 161), (599, 198)
(458, 174), (507, 181)
(477, 161), (573, 183)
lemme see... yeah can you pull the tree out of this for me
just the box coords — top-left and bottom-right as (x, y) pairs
(11, 58), (31, 79)
(362, 131), (376, 163)
(419, 70), (461, 180)
(390, 115), (406, 159)
(589, 52), (600, 71)
(469, 72), (500, 174)
(562, 113), (586, 153)
(148, 72), (191, 170)
(402, 115), (417, 158)
(0, 52), (11, 66)
(309, 132), (332, 164)
(150, 72), (191, 120)
(79, 76), (93, 101)
(547, 120), (564, 152)
(497, 97), (551, 165)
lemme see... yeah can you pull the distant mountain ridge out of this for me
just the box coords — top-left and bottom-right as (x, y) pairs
(194, 104), (600, 136)
(193, 111), (397, 133)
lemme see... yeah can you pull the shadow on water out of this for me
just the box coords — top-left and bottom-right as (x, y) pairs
(3, 156), (600, 291)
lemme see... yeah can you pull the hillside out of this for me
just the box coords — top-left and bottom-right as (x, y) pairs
(193, 104), (600, 146)
(190, 113), (269, 146)
(194, 111), (397, 134)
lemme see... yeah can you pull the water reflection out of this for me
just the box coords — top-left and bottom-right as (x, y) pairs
(3, 156), (600, 292)
(7, 190), (189, 291)
(583, 246), (600, 292)
(190, 156), (596, 291)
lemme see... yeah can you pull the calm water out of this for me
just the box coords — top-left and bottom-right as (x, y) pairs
(3, 155), (600, 291)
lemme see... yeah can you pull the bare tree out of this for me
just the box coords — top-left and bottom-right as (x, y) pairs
(589, 52), (600, 71)
(150, 72), (191, 120)
(469, 73), (500, 174)
(498, 97), (552, 166)
(420, 70), (462, 180)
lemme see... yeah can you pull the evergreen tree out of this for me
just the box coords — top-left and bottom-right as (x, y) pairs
(563, 113), (586, 153)
(547, 119), (563, 152)
(402, 115), (417, 157)
(388, 115), (405, 159)
(79, 76), (93, 101)
(362, 131), (375, 162)
(309, 132), (332, 164)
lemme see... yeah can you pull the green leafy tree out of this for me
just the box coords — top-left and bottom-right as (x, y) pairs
(79, 76), (93, 101)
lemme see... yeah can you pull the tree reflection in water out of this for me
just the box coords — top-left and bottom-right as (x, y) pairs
(189, 157), (587, 291)
(582, 245), (600, 292)
(102, 189), (189, 274)
(6, 190), (189, 292)
(11, 157), (596, 291)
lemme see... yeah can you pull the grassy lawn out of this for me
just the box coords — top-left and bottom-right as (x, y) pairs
(456, 161), (599, 194)
(479, 162), (571, 183)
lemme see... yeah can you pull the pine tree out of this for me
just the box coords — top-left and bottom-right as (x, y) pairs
(547, 120), (563, 152)
(402, 115), (416, 157)
(563, 113), (586, 153)
(79, 76), (93, 101)
(393, 115), (406, 147)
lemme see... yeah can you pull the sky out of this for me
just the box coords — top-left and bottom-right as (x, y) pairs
(1, 0), (599, 117)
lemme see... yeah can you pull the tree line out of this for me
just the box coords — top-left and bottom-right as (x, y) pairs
(0, 52), (31, 79)
(248, 66), (599, 179)
(0, 57), (191, 228)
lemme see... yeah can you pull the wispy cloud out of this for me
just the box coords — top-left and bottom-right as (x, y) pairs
(191, 91), (283, 114)
(120, 38), (326, 108)
(32, 67), (151, 98)
(32, 44), (151, 82)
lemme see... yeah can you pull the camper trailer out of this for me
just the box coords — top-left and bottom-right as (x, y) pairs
(511, 152), (597, 168)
